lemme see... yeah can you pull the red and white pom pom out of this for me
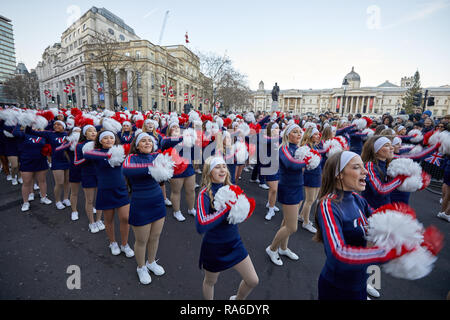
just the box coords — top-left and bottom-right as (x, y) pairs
(66, 131), (80, 151)
(148, 153), (174, 182)
(387, 158), (423, 192)
(228, 194), (251, 224)
(102, 118), (122, 133)
(362, 128), (374, 141)
(82, 141), (95, 154)
(352, 118), (366, 130)
(213, 185), (238, 211)
(18, 111), (36, 128)
(323, 137), (347, 157)
(182, 128), (197, 148)
(294, 146), (321, 170)
(213, 185), (255, 224)
(407, 144), (423, 154)
(430, 130), (450, 155)
(107, 145), (125, 167)
(238, 122), (250, 136)
(33, 115), (49, 130)
(366, 203), (424, 253)
(408, 129), (423, 143)
(234, 141), (249, 163)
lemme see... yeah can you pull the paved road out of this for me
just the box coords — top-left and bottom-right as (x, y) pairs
(0, 170), (449, 300)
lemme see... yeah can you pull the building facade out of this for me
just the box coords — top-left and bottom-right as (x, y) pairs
(36, 7), (211, 112)
(252, 67), (450, 118)
(0, 15), (17, 105)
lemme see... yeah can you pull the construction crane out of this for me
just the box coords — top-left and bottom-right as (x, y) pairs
(158, 10), (169, 45)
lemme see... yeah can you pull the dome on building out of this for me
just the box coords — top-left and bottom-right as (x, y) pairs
(344, 66), (360, 82)
(258, 80), (264, 91)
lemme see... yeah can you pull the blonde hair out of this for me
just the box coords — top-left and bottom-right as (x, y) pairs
(201, 156), (232, 209)
(300, 127), (314, 147)
(281, 124), (301, 147)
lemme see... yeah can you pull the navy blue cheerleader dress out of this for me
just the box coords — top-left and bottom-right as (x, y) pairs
(303, 144), (322, 188)
(160, 136), (195, 178)
(196, 183), (248, 272)
(55, 141), (81, 183)
(122, 152), (166, 226)
(74, 141), (98, 188)
(277, 143), (307, 205)
(83, 148), (130, 210)
(261, 135), (281, 182)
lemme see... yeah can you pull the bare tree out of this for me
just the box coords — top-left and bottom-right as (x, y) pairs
(84, 31), (146, 110)
(3, 72), (40, 107)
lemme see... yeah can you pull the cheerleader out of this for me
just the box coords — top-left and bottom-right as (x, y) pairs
(26, 120), (71, 210)
(83, 130), (134, 257)
(160, 122), (196, 221)
(298, 127), (321, 233)
(142, 119), (171, 207)
(361, 136), (407, 209)
(75, 124), (105, 233)
(261, 122), (281, 221)
(6, 124), (52, 211)
(122, 132), (172, 284)
(118, 120), (135, 145)
(0, 127), (10, 178)
(266, 123), (306, 266)
(314, 151), (410, 300)
(196, 156), (258, 300)
(211, 130), (236, 184)
(0, 119), (21, 185)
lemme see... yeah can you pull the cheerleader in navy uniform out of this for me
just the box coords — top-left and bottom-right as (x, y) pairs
(83, 130), (134, 258)
(313, 151), (410, 300)
(196, 156), (258, 300)
(0, 127), (11, 179)
(298, 127), (322, 233)
(26, 120), (71, 210)
(118, 121), (135, 145)
(0, 119), (21, 185)
(6, 124), (52, 211)
(261, 122), (281, 221)
(122, 132), (174, 284)
(73, 124), (104, 233)
(266, 123), (306, 266)
(160, 121), (196, 222)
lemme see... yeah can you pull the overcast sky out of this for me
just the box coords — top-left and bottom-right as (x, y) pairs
(2, 0), (450, 90)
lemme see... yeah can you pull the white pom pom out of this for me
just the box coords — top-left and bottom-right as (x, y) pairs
(66, 132), (80, 151)
(294, 146), (309, 161)
(323, 138), (343, 157)
(352, 119), (366, 130)
(244, 112), (255, 123)
(366, 210), (424, 253)
(18, 111), (35, 128)
(362, 128), (374, 141)
(437, 131), (450, 155)
(182, 128), (197, 148)
(107, 145), (125, 167)
(238, 123), (250, 136)
(382, 246), (437, 280)
(408, 129), (423, 143)
(408, 144), (423, 154)
(82, 141), (95, 154)
(148, 153), (174, 182)
(213, 186), (237, 211)
(227, 195), (250, 224)
(102, 109), (115, 118)
(102, 118), (122, 133)
(33, 115), (48, 130)
(234, 141), (249, 163)
(387, 158), (423, 191)
(215, 116), (224, 129)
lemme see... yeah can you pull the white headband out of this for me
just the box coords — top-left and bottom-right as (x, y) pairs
(54, 120), (66, 129)
(82, 125), (95, 136)
(392, 137), (402, 146)
(99, 131), (115, 142)
(397, 125), (405, 132)
(135, 132), (157, 151)
(311, 128), (319, 136)
(168, 121), (179, 130)
(335, 151), (358, 177)
(209, 157), (226, 174)
(271, 123), (279, 129)
(374, 137), (391, 153)
(122, 121), (131, 127)
(285, 124), (300, 136)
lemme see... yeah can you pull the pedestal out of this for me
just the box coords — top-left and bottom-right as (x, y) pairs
(271, 101), (280, 111)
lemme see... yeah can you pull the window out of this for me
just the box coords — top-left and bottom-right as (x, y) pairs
(83, 24), (86, 31)
(136, 51), (141, 58)
(108, 28), (115, 35)
(125, 52), (130, 57)
(119, 34), (125, 41)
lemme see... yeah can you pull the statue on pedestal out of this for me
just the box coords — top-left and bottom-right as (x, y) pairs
(271, 82), (280, 102)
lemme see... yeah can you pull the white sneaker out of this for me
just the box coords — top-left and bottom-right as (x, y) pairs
(195, 183), (200, 188)
(440, 198), (442, 204)
(28, 193), (35, 202)
(96, 220), (105, 231)
(55, 201), (65, 210)
(33, 183), (40, 190)
(6, 174), (12, 181)
(40, 197), (52, 205)
(196, 169), (202, 174)
(249, 179), (260, 183)
(18, 177), (23, 184)
(164, 198), (172, 206)
(146, 260), (165, 276)
(93, 207), (97, 213)
(109, 242), (120, 255)
(243, 167), (251, 172)
(121, 244), (135, 258)
(298, 215), (304, 222)
(266, 246), (283, 266)
(21, 202), (30, 212)
(278, 248), (299, 260)
(437, 212), (450, 223)
(259, 183), (269, 190)
(302, 222), (317, 234)
(367, 284), (380, 298)
(11, 178), (18, 185)
(173, 211), (186, 222)
(229, 295), (237, 300)
(71, 211), (79, 221)
(89, 223), (99, 233)
(137, 266), (152, 285)
(62, 199), (71, 206)
(266, 203), (280, 212)
(188, 208), (196, 216)
(265, 209), (275, 221)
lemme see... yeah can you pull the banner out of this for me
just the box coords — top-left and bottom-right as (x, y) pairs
(369, 97), (374, 111)
(336, 97), (341, 112)
(122, 81), (128, 103)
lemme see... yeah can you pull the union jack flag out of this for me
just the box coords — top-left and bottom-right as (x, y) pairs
(424, 151), (443, 166)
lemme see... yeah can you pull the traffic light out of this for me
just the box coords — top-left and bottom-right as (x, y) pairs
(412, 92), (422, 106)
(427, 97), (435, 106)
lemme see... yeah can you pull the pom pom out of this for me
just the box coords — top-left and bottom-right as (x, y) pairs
(40, 144), (52, 157)
(227, 194), (251, 224)
(33, 115), (49, 130)
(148, 153), (174, 182)
(323, 138), (344, 157)
(436, 131), (450, 155)
(408, 129), (423, 143)
(362, 128), (374, 141)
(182, 128), (197, 148)
(294, 145), (321, 170)
(82, 141), (95, 154)
(237, 123), (250, 136)
(102, 118), (122, 133)
(408, 144), (423, 154)
(387, 158), (423, 192)
(107, 145), (125, 167)
(352, 118), (366, 130)
(234, 141), (249, 163)
(213, 186), (238, 211)
(66, 131), (80, 151)
(162, 148), (188, 176)
(18, 111), (35, 128)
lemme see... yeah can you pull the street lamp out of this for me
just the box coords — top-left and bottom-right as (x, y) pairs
(341, 78), (349, 116)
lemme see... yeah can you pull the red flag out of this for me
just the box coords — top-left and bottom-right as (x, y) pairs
(185, 32), (189, 44)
